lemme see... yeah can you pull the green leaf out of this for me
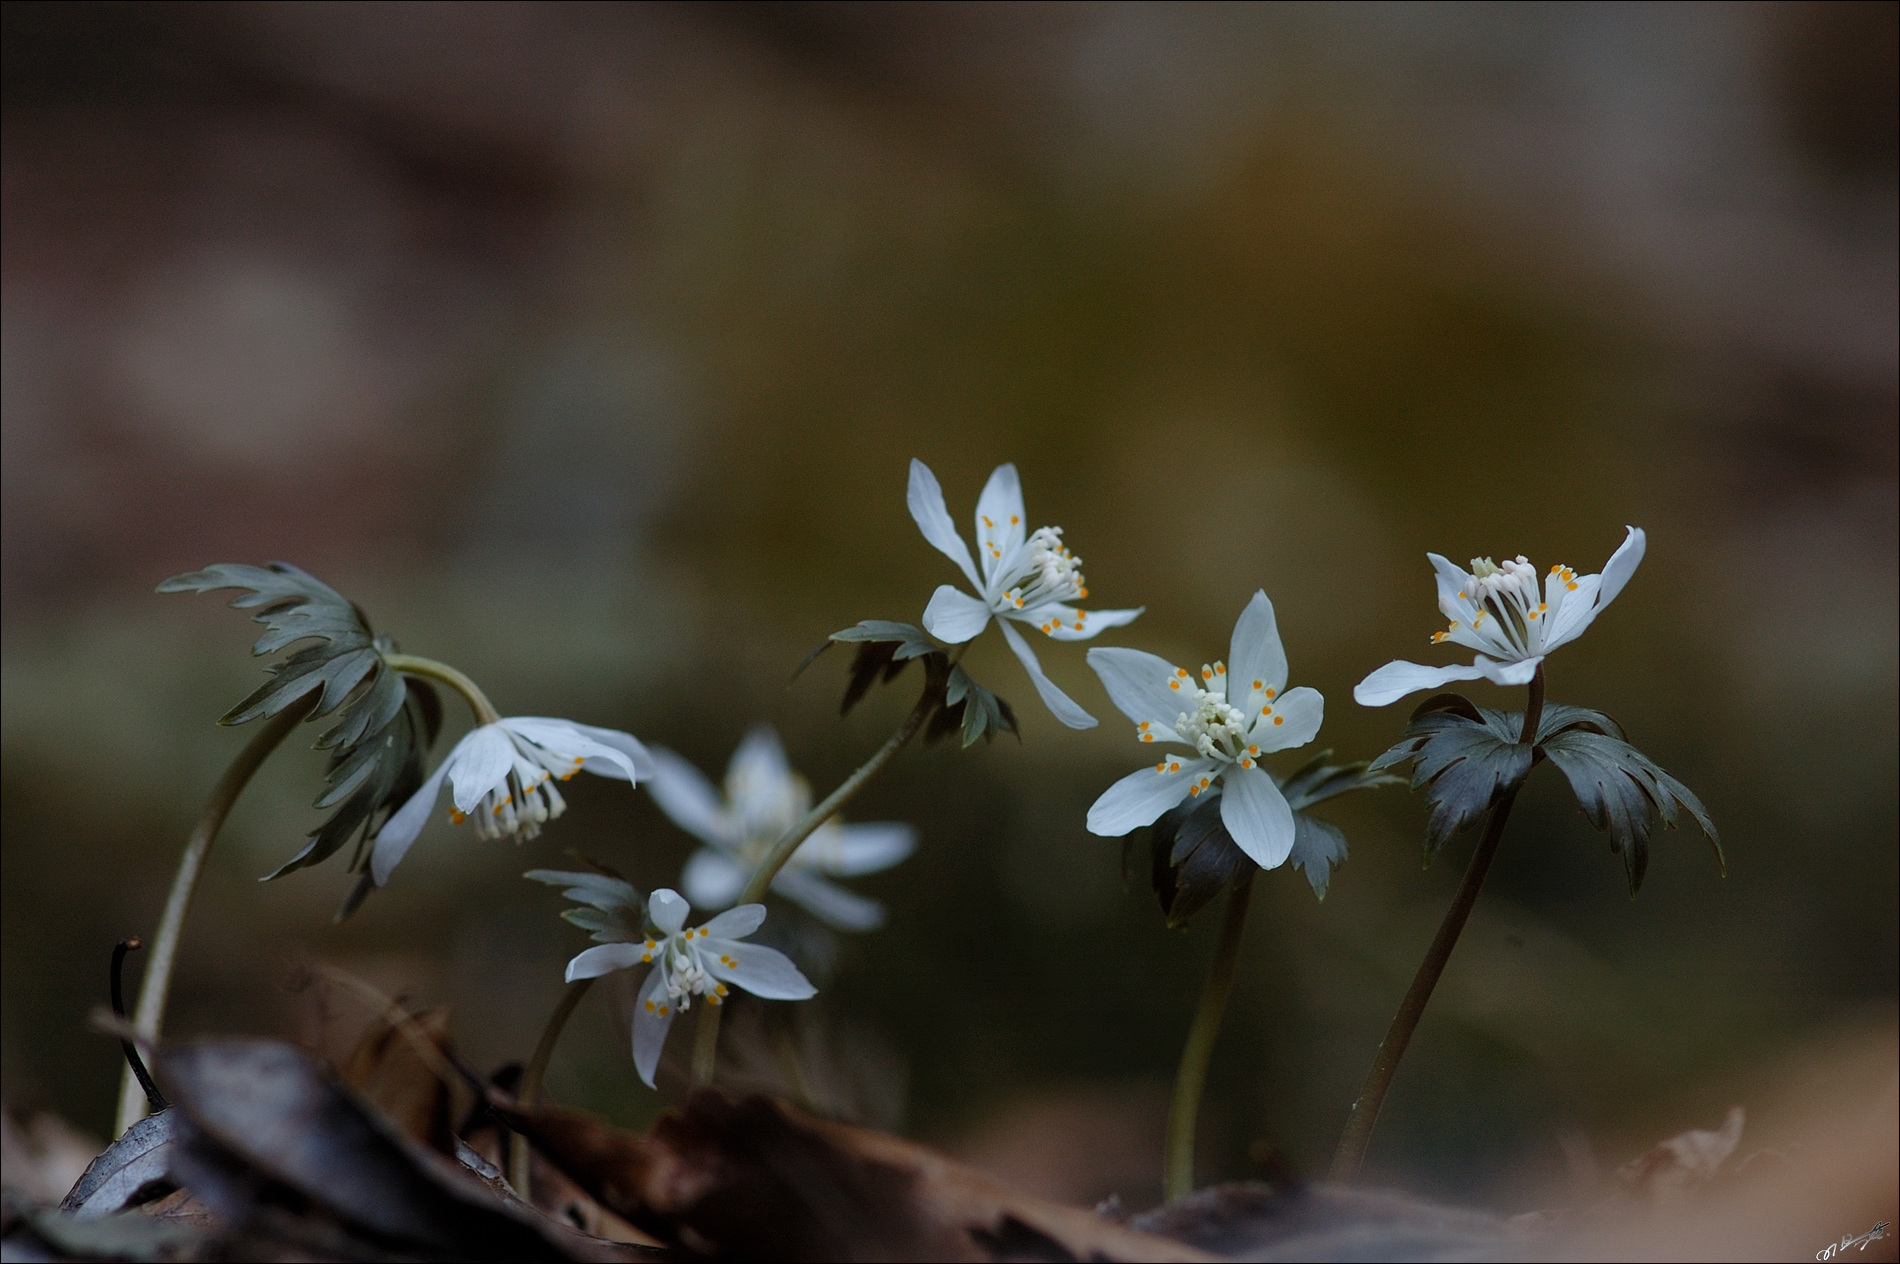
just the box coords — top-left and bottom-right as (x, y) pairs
(812, 621), (946, 715)
(1370, 695), (1535, 861)
(1146, 754), (1395, 922)
(160, 562), (441, 908)
(935, 664), (1018, 748)
(1539, 728), (1721, 895)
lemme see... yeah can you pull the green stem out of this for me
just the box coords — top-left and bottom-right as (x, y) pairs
(691, 654), (954, 1087)
(381, 653), (501, 726)
(114, 694), (315, 1136)
(509, 977), (593, 1199)
(1163, 868), (1255, 1202)
(1328, 664), (1545, 1183)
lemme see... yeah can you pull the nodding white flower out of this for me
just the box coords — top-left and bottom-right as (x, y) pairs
(647, 727), (915, 933)
(564, 889), (815, 1088)
(908, 459), (1143, 729)
(1085, 591), (1323, 869)
(1354, 527), (1646, 708)
(370, 717), (655, 885)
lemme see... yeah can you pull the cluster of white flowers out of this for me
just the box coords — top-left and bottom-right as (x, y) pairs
(365, 453), (1646, 1092)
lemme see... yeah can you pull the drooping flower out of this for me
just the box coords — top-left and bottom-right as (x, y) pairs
(370, 717), (655, 885)
(908, 459), (1142, 728)
(1085, 591), (1324, 868)
(1354, 527), (1646, 708)
(647, 727), (914, 932)
(562, 888), (815, 1087)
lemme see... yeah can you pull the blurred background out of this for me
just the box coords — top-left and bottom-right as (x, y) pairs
(3, 0), (1894, 1215)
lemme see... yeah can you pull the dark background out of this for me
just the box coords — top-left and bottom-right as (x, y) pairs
(4, 1), (1894, 1211)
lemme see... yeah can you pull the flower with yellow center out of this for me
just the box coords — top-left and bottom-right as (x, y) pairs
(562, 889), (815, 1088)
(908, 459), (1143, 729)
(1084, 591), (1324, 869)
(1354, 527), (1646, 708)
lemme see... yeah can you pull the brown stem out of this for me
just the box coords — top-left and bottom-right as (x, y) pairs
(1329, 664), (1544, 1182)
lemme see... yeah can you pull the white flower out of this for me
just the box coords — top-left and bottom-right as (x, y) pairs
(908, 459), (1143, 729)
(370, 717), (656, 885)
(647, 727), (915, 933)
(564, 889), (816, 1088)
(1085, 591), (1324, 868)
(1354, 527), (1646, 708)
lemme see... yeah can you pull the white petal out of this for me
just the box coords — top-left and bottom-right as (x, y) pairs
(1249, 684), (1324, 752)
(1227, 590), (1290, 697)
(973, 463), (1027, 584)
(922, 585), (994, 643)
(565, 941), (647, 981)
(447, 724), (515, 814)
(681, 848), (748, 909)
(504, 717), (649, 784)
(998, 619), (1097, 729)
(706, 942), (816, 1000)
(907, 459), (981, 589)
(1037, 605), (1145, 642)
(1219, 765), (1296, 869)
(699, 902), (767, 940)
(369, 756), (454, 885)
(648, 888), (690, 935)
(1086, 646), (1187, 729)
(826, 823), (916, 875)
(727, 725), (791, 787)
(1473, 654), (1542, 688)
(1352, 658), (1494, 707)
(568, 722), (658, 781)
(1597, 525), (1646, 608)
(1430, 553), (1476, 623)
(646, 750), (735, 848)
(771, 867), (886, 931)
(631, 967), (675, 1088)
(1086, 756), (1213, 836)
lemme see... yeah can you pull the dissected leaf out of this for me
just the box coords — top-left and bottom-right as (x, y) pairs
(936, 665), (1018, 748)
(1540, 726), (1722, 895)
(1147, 755), (1397, 922)
(499, 1088), (1211, 1262)
(820, 621), (945, 716)
(159, 563), (443, 905)
(1370, 696), (1536, 860)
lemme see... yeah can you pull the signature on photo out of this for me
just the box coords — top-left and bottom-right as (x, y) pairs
(1816, 1221), (1890, 1261)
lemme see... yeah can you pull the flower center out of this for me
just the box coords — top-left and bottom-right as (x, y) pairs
(995, 526), (1088, 611)
(1174, 662), (1248, 761)
(1434, 554), (1562, 655)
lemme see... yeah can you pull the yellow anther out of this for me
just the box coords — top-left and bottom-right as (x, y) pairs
(1214, 663), (1225, 674)
(1261, 706), (1272, 716)
(1266, 687), (1275, 699)
(715, 984), (728, 996)
(1141, 733), (1154, 742)
(983, 515), (994, 527)
(1139, 721), (1150, 730)
(1566, 581), (1578, 591)
(1432, 632), (1448, 644)
(658, 1005), (670, 1016)
(449, 809), (466, 824)
(1010, 515), (1019, 524)
(1168, 761), (1181, 772)
(1201, 668), (1213, 680)
(1176, 668), (1189, 677)
(1241, 758), (1254, 769)
(641, 953), (652, 963)
(1537, 602), (1547, 611)
(1248, 745), (1258, 755)
(645, 1000), (656, 1012)
(1156, 762), (1167, 772)
(1273, 716), (1284, 726)
(1169, 679), (1181, 690)
(1253, 679), (1263, 690)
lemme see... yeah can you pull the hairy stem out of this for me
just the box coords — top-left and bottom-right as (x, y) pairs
(382, 653), (501, 726)
(691, 658), (951, 1086)
(509, 977), (593, 1199)
(1328, 666), (1544, 1182)
(1164, 868), (1255, 1202)
(115, 694), (314, 1135)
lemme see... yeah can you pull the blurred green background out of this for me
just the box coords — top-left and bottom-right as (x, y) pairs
(4, 1), (1894, 1211)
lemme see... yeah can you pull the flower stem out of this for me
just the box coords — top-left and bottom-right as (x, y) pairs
(1164, 868), (1255, 1203)
(381, 653), (501, 726)
(114, 693), (315, 1136)
(691, 658), (953, 1087)
(509, 976), (593, 1199)
(1327, 665), (1545, 1183)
